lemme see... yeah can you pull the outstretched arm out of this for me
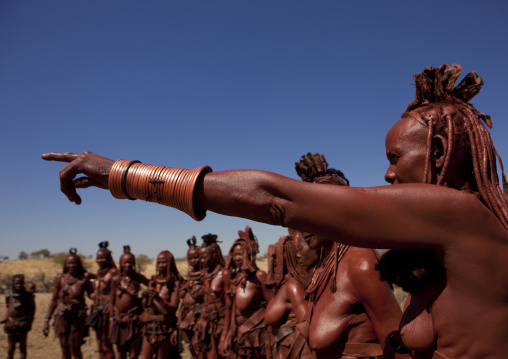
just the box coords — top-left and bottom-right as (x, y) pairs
(42, 151), (500, 250)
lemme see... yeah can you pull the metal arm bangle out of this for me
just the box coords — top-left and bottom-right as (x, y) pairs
(121, 160), (141, 200)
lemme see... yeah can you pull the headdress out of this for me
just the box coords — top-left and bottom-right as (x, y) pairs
(403, 63), (508, 228)
(225, 238), (257, 273)
(63, 248), (86, 275)
(119, 245), (136, 274)
(295, 153), (349, 186)
(186, 235), (198, 250)
(295, 153), (350, 300)
(156, 250), (184, 283)
(238, 225), (259, 256)
(266, 235), (309, 289)
(201, 233), (225, 267)
(96, 241), (117, 271)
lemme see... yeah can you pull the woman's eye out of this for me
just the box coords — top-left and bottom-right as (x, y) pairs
(389, 154), (400, 165)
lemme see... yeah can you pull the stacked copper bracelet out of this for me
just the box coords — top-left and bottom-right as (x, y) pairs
(109, 159), (212, 221)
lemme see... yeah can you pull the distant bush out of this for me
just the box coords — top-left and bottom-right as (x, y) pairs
(136, 254), (153, 273)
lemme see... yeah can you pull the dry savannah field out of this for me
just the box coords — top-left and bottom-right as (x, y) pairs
(0, 256), (405, 358)
(0, 256), (267, 358)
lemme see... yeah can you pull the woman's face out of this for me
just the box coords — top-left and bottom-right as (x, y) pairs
(187, 248), (200, 270)
(200, 247), (215, 271)
(12, 277), (24, 292)
(290, 229), (319, 272)
(66, 256), (79, 275)
(232, 244), (244, 269)
(120, 255), (135, 274)
(384, 115), (428, 185)
(157, 253), (168, 276)
(96, 250), (110, 269)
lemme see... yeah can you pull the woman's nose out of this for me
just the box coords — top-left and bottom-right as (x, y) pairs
(384, 166), (395, 184)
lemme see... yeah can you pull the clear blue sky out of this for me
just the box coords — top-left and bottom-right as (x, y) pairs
(1, 1), (507, 261)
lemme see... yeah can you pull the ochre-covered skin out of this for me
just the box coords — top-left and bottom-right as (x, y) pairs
(264, 233), (311, 359)
(291, 154), (406, 359)
(307, 244), (403, 358)
(88, 244), (119, 359)
(42, 64), (508, 358)
(194, 242), (227, 359)
(139, 250), (181, 359)
(2, 275), (36, 359)
(221, 238), (273, 359)
(176, 239), (203, 357)
(109, 251), (149, 359)
(43, 251), (94, 359)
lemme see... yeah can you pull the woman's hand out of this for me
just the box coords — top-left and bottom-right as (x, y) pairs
(218, 335), (231, 357)
(41, 151), (115, 204)
(170, 330), (178, 346)
(42, 321), (50, 337)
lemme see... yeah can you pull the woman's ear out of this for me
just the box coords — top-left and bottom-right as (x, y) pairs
(432, 134), (447, 169)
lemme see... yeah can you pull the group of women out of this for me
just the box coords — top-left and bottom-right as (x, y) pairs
(42, 63), (508, 359)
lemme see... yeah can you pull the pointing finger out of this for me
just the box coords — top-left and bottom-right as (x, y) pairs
(41, 152), (80, 163)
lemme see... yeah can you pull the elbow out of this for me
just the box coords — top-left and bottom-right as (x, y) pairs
(266, 199), (288, 227)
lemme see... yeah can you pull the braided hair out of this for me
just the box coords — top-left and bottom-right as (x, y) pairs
(201, 233), (225, 267)
(266, 235), (309, 289)
(295, 153), (349, 186)
(404, 63), (508, 229)
(295, 153), (350, 297)
(156, 250), (184, 283)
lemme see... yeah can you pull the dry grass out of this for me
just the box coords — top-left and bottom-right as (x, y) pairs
(0, 257), (405, 358)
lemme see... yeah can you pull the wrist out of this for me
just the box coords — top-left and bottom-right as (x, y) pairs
(108, 160), (212, 221)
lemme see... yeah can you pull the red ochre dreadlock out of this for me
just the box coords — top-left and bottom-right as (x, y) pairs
(266, 235), (310, 289)
(405, 63), (508, 230)
(295, 153), (350, 301)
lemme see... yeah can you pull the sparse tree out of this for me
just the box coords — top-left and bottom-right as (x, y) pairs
(136, 254), (153, 273)
(18, 251), (28, 260)
(30, 250), (41, 258)
(39, 249), (51, 258)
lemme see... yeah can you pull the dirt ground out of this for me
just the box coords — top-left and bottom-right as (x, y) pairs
(0, 292), (194, 359)
(0, 258), (405, 358)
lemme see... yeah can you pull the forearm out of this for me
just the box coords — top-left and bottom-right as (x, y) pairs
(45, 301), (57, 319)
(198, 170), (480, 249)
(196, 170), (294, 226)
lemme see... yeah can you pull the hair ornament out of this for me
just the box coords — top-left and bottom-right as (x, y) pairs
(295, 153), (349, 185)
(187, 236), (197, 249)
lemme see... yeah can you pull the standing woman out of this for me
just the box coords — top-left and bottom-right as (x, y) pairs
(264, 235), (312, 359)
(220, 237), (273, 359)
(87, 241), (119, 359)
(1, 274), (36, 359)
(139, 250), (182, 359)
(194, 233), (227, 359)
(174, 236), (204, 357)
(109, 246), (149, 359)
(43, 63), (508, 358)
(292, 153), (405, 359)
(43, 249), (94, 359)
